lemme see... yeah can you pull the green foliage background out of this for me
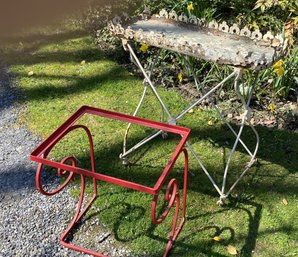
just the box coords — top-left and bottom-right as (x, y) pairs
(87, 0), (297, 100)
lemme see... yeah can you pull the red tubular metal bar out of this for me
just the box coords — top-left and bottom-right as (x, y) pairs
(151, 148), (189, 257)
(31, 106), (189, 159)
(30, 106), (190, 257)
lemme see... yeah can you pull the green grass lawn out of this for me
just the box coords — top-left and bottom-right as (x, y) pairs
(2, 25), (297, 257)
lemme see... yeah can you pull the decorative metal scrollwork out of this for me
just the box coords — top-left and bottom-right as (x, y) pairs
(240, 26), (252, 37)
(125, 8), (284, 47)
(188, 15), (198, 25)
(108, 8), (288, 68)
(263, 31), (274, 42)
(208, 20), (219, 29)
(178, 13), (188, 23)
(218, 21), (229, 32)
(110, 8), (287, 49)
(159, 9), (169, 19)
(169, 10), (178, 21)
(251, 29), (263, 40)
(36, 155), (75, 196)
(125, 27), (134, 39)
(151, 178), (179, 224)
(150, 149), (188, 256)
(35, 125), (97, 197)
(229, 23), (240, 35)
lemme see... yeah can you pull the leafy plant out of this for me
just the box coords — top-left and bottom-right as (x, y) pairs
(254, 0), (298, 44)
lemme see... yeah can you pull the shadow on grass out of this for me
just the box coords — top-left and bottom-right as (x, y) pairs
(2, 27), (296, 257)
(7, 48), (104, 66)
(24, 109), (297, 190)
(0, 29), (88, 65)
(22, 120), (296, 256)
(15, 65), (133, 103)
(0, 115), (288, 256)
(0, 45), (132, 111)
(65, 187), (262, 257)
(0, 29), (101, 112)
(188, 122), (298, 174)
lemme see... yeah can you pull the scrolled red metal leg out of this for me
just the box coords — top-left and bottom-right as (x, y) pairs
(151, 148), (189, 257)
(59, 174), (100, 256)
(31, 106), (191, 257)
(36, 156), (75, 196)
(35, 124), (100, 255)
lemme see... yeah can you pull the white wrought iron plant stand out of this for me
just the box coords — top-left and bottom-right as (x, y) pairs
(108, 9), (288, 204)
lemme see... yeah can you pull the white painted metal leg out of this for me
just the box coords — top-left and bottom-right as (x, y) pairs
(121, 85), (148, 164)
(126, 43), (173, 120)
(224, 70), (260, 198)
(121, 45), (164, 162)
(186, 142), (223, 197)
(174, 71), (237, 121)
(120, 43), (260, 203)
(120, 129), (164, 160)
(181, 56), (254, 157)
(180, 57), (260, 204)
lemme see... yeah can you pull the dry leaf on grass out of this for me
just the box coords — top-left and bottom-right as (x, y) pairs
(212, 236), (223, 242)
(263, 118), (275, 125)
(28, 71), (34, 76)
(282, 198), (288, 205)
(227, 245), (237, 255)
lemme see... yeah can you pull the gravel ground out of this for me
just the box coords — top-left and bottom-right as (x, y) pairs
(0, 63), (133, 257)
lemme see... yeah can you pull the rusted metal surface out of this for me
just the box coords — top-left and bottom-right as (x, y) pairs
(30, 106), (190, 257)
(109, 9), (287, 70)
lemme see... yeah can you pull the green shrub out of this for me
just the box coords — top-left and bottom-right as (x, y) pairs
(87, 0), (297, 99)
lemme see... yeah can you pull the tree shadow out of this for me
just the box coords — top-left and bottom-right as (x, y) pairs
(0, 34), (133, 112)
(1, 24), (296, 256)
(0, 29), (87, 64)
(60, 181), (264, 257)
(18, 119), (296, 256)
(13, 65), (133, 104)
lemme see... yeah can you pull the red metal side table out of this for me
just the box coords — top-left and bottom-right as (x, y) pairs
(30, 105), (190, 257)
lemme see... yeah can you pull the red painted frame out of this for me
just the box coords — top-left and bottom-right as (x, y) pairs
(30, 105), (190, 257)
